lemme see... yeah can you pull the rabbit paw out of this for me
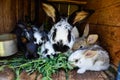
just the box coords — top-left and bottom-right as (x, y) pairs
(77, 68), (86, 74)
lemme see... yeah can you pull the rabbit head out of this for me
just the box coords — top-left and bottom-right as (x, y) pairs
(69, 50), (98, 67)
(40, 41), (56, 58)
(72, 24), (98, 51)
(68, 49), (87, 67)
(42, 3), (94, 53)
(18, 23), (34, 43)
(33, 24), (49, 46)
(68, 49), (99, 73)
(69, 45), (110, 73)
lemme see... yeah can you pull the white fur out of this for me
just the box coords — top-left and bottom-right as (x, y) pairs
(49, 18), (75, 50)
(41, 41), (56, 57)
(68, 44), (110, 74)
(33, 31), (43, 44)
(72, 26), (79, 39)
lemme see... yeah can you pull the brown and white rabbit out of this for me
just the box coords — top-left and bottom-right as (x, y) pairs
(68, 34), (110, 74)
(72, 24), (98, 51)
(42, 3), (94, 53)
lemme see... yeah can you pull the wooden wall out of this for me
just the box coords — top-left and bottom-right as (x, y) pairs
(85, 0), (120, 66)
(0, 0), (45, 34)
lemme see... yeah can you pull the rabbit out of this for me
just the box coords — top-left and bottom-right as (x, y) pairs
(40, 41), (56, 58)
(72, 23), (99, 51)
(12, 21), (41, 59)
(33, 24), (49, 46)
(11, 21), (27, 52)
(42, 3), (94, 53)
(68, 34), (110, 74)
(71, 26), (79, 39)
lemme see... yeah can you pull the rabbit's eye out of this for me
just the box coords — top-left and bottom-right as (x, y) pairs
(80, 45), (84, 48)
(75, 59), (78, 63)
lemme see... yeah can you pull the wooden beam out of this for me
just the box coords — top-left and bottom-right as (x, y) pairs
(48, 0), (87, 5)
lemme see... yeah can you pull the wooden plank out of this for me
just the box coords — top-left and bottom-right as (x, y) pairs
(2, 0), (17, 32)
(48, 0), (87, 5)
(2, 0), (12, 33)
(10, 0), (17, 32)
(86, 0), (120, 10)
(31, 0), (35, 21)
(59, 4), (68, 15)
(88, 2), (120, 26)
(0, 0), (4, 34)
(16, 0), (24, 21)
(69, 4), (78, 15)
(23, 0), (29, 21)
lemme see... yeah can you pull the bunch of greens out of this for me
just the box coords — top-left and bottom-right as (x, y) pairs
(0, 53), (73, 80)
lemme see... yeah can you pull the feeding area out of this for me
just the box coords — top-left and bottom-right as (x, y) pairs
(0, 0), (120, 80)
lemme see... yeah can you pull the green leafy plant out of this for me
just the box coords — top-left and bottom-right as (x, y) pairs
(0, 52), (73, 80)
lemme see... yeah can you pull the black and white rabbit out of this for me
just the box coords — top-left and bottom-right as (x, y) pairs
(33, 25), (56, 58)
(12, 21), (41, 59)
(40, 41), (56, 58)
(42, 3), (94, 53)
(33, 24), (48, 46)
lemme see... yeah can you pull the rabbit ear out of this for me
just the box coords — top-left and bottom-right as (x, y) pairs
(68, 10), (94, 25)
(73, 11), (89, 24)
(42, 3), (60, 22)
(87, 34), (98, 44)
(84, 50), (97, 58)
(39, 24), (44, 31)
(82, 23), (89, 38)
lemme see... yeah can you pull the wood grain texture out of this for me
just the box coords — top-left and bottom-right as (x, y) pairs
(85, 0), (120, 66)
(86, 0), (120, 10)
(0, 0), (4, 33)
(88, 2), (120, 26)
(0, 0), (36, 34)
(48, 0), (87, 5)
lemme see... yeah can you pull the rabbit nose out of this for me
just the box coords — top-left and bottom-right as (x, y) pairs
(47, 55), (50, 58)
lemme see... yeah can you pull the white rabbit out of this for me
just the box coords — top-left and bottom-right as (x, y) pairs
(42, 3), (94, 53)
(68, 34), (110, 74)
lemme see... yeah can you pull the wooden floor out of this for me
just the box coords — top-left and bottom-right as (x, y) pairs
(52, 70), (108, 80)
(0, 67), (116, 80)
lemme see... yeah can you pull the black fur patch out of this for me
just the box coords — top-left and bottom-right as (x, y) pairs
(33, 37), (36, 42)
(43, 49), (48, 54)
(53, 43), (70, 53)
(68, 30), (71, 42)
(47, 55), (50, 58)
(62, 45), (70, 52)
(52, 29), (57, 41)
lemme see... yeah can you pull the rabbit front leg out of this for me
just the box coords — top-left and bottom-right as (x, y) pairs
(77, 68), (86, 74)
